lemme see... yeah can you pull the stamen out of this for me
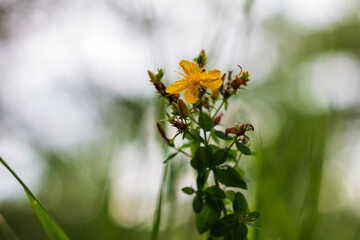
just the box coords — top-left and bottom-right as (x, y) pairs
(175, 70), (187, 78)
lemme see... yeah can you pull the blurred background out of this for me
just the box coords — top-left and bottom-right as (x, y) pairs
(0, 0), (360, 239)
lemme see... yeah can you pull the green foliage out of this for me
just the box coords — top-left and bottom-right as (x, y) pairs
(210, 214), (238, 237)
(245, 211), (261, 222)
(205, 186), (226, 201)
(0, 157), (69, 240)
(163, 152), (178, 163)
(214, 166), (247, 189)
(199, 112), (214, 132)
(233, 192), (248, 215)
(191, 146), (213, 174)
(186, 129), (205, 143)
(196, 202), (221, 234)
(212, 149), (228, 167)
(235, 142), (252, 155)
(182, 187), (195, 195)
(151, 50), (259, 239)
(197, 170), (210, 190)
(214, 130), (233, 140)
(193, 194), (203, 213)
(233, 223), (248, 240)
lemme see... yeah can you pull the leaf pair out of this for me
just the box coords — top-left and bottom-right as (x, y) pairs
(210, 192), (249, 239)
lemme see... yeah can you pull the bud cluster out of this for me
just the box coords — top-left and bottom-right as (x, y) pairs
(148, 69), (179, 104)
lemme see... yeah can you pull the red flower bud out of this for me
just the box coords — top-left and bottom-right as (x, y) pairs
(173, 120), (187, 130)
(214, 113), (223, 125)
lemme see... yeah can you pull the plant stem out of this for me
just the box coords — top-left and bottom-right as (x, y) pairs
(212, 100), (225, 118)
(189, 116), (198, 124)
(176, 148), (192, 158)
(170, 145), (191, 158)
(236, 153), (243, 164)
(150, 162), (170, 240)
(227, 137), (239, 151)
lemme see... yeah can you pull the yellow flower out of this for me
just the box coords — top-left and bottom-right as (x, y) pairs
(165, 60), (222, 104)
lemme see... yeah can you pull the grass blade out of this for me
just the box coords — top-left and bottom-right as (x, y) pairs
(0, 157), (70, 240)
(150, 162), (169, 240)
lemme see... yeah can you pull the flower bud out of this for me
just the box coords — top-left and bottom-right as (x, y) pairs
(148, 70), (157, 82)
(241, 71), (250, 82)
(171, 102), (179, 115)
(210, 89), (220, 100)
(153, 82), (166, 94)
(167, 94), (179, 104)
(231, 68), (250, 90)
(231, 77), (242, 90)
(237, 125), (245, 135)
(196, 49), (207, 67)
(203, 96), (209, 106)
(173, 120), (187, 130)
(241, 136), (250, 144)
(214, 113), (223, 125)
(177, 98), (189, 118)
(225, 127), (237, 137)
(224, 87), (231, 99)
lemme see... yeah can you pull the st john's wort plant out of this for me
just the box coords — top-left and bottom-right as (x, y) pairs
(149, 50), (260, 240)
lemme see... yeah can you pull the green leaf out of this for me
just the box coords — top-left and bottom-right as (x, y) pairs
(225, 190), (236, 202)
(186, 129), (205, 143)
(197, 170), (210, 190)
(0, 157), (69, 240)
(151, 162), (169, 240)
(210, 131), (220, 144)
(224, 234), (232, 240)
(213, 166), (247, 189)
(234, 166), (245, 178)
(212, 149), (228, 167)
(193, 194), (203, 213)
(191, 146), (212, 174)
(209, 144), (220, 152)
(235, 142), (252, 155)
(163, 152), (178, 163)
(190, 140), (201, 155)
(205, 186), (226, 201)
(180, 142), (192, 149)
(244, 211), (261, 222)
(210, 214), (238, 237)
(233, 222), (248, 240)
(227, 149), (238, 162)
(233, 192), (248, 215)
(196, 202), (221, 234)
(182, 187), (195, 195)
(199, 112), (214, 132)
(214, 130), (233, 140)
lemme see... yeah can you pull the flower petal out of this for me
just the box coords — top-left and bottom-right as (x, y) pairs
(166, 79), (189, 94)
(200, 69), (222, 90)
(201, 69), (222, 80)
(200, 78), (223, 90)
(184, 85), (199, 104)
(179, 60), (199, 76)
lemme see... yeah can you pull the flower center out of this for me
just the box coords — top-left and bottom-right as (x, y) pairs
(187, 72), (201, 85)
